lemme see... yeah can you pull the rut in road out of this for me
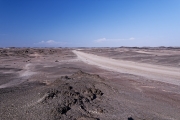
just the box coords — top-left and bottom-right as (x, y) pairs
(73, 50), (180, 86)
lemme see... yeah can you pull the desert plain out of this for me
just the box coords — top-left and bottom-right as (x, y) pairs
(0, 47), (180, 120)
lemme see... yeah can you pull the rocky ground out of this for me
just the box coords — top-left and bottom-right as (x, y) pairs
(0, 47), (180, 120)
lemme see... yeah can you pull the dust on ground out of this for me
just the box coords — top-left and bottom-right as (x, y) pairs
(0, 47), (180, 120)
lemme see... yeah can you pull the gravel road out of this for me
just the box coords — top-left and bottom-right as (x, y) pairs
(73, 50), (180, 86)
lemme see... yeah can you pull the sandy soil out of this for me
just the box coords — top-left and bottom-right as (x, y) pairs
(0, 47), (180, 120)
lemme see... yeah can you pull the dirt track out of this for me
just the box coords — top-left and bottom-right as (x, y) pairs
(73, 50), (180, 86)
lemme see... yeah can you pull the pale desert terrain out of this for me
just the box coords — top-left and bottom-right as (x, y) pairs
(0, 47), (180, 120)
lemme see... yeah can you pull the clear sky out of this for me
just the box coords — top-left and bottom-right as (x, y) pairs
(0, 0), (180, 47)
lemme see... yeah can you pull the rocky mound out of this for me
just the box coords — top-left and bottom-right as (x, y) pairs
(25, 71), (113, 120)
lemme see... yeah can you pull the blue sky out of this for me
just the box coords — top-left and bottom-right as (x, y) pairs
(0, 0), (180, 47)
